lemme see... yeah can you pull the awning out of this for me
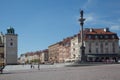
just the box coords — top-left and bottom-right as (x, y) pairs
(86, 54), (120, 58)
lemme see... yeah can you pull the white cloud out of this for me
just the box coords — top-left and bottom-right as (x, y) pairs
(85, 15), (120, 31)
(110, 25), (120, 31)
(86, 15), (94, 22)
(82, 0), (93, 9)
(75, 13), (96, 26)
(84, 13), (99, 25)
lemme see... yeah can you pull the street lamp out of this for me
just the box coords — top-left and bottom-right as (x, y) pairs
(78, 10), (86, 62)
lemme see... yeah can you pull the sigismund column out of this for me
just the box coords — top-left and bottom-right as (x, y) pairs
(78, 10), (86, 63)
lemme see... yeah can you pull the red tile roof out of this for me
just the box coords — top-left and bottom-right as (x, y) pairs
(77, 28), (119, 40)
(85, 28), (115, 35)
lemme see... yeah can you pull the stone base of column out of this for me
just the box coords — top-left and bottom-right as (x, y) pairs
(80, 46), (86, 63)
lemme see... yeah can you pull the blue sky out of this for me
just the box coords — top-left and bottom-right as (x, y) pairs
(0, 0), (120, 57)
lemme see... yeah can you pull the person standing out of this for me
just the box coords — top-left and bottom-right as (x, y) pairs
(38, 63), (40, 70)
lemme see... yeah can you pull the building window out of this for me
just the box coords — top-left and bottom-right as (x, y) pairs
(10, 42), (13, 46)
(96, 48), (98, 53)
(105, 35), (108, 39)
(89, 43), (91, 53)
(64, 42), (70, 47)
(0, 54), (4, 58)
(88, 35), (91, 39)
(105, 48), (108, 53)
(73, 43), (75, 46)
(89, 49), (91, 53)
(112, 42), (115, 53)
(105, 42), (108, 46)
(73, 54), (76, 58)
(100, 42), (103, 53)
(112, 35), (115, 39)
(73, 48), (75, 51)
(100, 35), (103, 39)
(96, 42), (98, 46)
(89, 43), (91, 48)
(95, 35), (98, 39)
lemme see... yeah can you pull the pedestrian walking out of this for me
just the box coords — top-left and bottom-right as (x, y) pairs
(30, 62), (34, 69)
(38, 63), (40, 70)
(30, 63), (32, 69)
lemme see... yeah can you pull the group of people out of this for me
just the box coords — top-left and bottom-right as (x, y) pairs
(30, 63), (40, 70)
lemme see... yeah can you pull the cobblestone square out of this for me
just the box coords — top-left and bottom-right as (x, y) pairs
(0, 64), (120, 80)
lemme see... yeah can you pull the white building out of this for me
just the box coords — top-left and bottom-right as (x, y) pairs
(70, 34), (81, 61)
(71, 28), (119, 62)
(0, 27), (18, 65)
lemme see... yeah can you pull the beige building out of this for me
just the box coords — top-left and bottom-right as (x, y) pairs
(0, 33), (4, 64)
(19, 49), (49, 64)
(19, 54), (26, 64)
(59, 37), (71, 62)
(48, 37), (71, 63)
(41, 49), (49, 63)
(20, 52), (37, 64)
(71, 28), (119, 62)
(48, 42), (61, 63)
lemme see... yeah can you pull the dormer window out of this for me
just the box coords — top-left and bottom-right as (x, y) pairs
(95, 35), (98, 39)
(100, 35), (103, 39)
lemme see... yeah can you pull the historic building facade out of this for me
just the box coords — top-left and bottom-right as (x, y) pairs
(19, 27), (119, 63)
(0, 27), (18, 65)
(41, 49), (49, 63)
(48, 37), (71, 63)
(71, 28), (119, 62)
(19, 49), (49, 64)
(48, 41), (62, 63)
(0, 33), (4, 65)
(59, 37), (71, 62)
(70, 34), (81, 61)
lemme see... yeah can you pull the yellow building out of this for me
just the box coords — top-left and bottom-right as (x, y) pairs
(0, 33), (4, 66)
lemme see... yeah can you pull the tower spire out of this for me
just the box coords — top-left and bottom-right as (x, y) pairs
(7, 27), (15, 34)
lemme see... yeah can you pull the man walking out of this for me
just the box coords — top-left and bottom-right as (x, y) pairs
(38, 63), (40, 70)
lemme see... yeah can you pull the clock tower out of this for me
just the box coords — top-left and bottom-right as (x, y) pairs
(4, 27), (18, 65)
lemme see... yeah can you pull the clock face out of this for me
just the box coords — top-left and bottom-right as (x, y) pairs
(8, 38), (14, 47)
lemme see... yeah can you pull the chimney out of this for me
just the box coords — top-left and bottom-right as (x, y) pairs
(90, 28), (93, 32)
(104, 28), (109, 32)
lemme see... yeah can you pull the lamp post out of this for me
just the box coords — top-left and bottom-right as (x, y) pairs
(78, 10), (86, 62)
